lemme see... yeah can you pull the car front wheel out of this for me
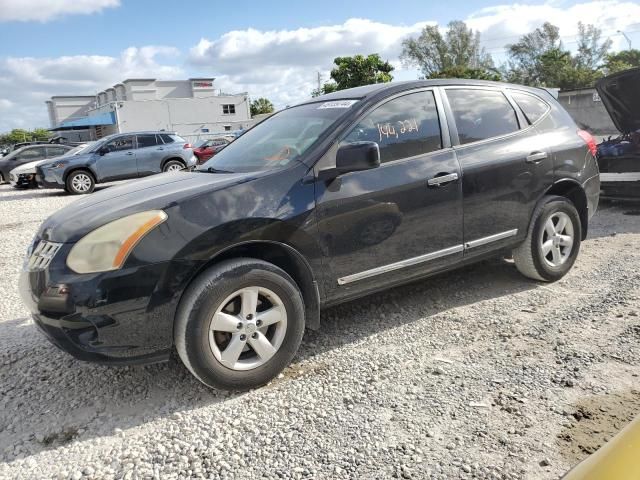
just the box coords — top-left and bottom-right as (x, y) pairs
(66, 170), (95, 195)
(513, 195), (582, 282)
(175, 258), (305, 390)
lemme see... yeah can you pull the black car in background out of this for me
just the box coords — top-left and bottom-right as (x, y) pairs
(595, 67), (640, 198)
(20, 80), (599, 390)
(0, 144), (72, 183)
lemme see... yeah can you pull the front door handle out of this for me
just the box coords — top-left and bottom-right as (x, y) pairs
(526, 151), (547, 164)
(427, 172), (459, 187)
(126, 152), (134, 156)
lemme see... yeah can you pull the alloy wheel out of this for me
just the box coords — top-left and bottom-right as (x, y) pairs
(71, 173), (92, 193)
(208, 286), (287, 371)
(540, 211), (574, 267)
(166, 163), (183, 172)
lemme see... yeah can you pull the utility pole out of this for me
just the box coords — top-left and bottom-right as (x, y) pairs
(316, 71), (322, 93)
(617, 30), (632, 49)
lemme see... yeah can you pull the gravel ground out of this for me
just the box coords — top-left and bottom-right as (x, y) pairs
(1, 183), (639, 480)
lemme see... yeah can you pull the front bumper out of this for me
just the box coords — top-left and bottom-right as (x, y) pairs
(36, 167), (65, 189)
(10, 172), (37, 188)
(18, 246), (195, 365)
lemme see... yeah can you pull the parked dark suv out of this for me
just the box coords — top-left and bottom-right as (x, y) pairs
(20, 80), (599, 390)
(36, 131), (196, 194)
(0, 144), (72, 183)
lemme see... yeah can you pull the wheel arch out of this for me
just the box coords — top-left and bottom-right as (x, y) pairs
(183, 240), (321, 330)
(63, 166), (97, 184)
(543, 179), (589, 240)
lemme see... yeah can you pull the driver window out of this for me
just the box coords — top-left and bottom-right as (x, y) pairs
(105, 136), (134, 152)
(343, 90), (442, 163)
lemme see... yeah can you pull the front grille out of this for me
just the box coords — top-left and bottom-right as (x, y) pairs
(27, 240), (62, 271)
(10, 174), (15, 181)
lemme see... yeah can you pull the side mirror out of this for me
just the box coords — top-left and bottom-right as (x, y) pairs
(319, 141), (380, 181)
(99, 146), (110, 156)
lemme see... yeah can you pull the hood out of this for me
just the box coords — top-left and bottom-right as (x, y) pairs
(39, 170), (253, 243)
(595, 67), (640, 133)
(39, 151), (94, 169)
(11, 159), (48, 174)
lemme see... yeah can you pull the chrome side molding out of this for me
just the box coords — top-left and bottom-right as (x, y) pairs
(464, 229), (518, 250)
(337, 244), (464, 285)
(337, 229), (518, 285)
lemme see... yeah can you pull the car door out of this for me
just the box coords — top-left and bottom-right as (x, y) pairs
(314, 89), (464, 301)
(95, 135), (138, 182)
(441, 87), (553, 257)
(135, 134), (164, 176)
(14, 147), (47, 168)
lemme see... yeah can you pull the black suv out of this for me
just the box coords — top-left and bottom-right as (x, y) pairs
(20, 80), (600, 390)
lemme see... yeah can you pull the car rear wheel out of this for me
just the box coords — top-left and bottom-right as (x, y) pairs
(66, 170), (95, 195)
(174, 258), (305, 390)
(163, 160), (185, 172)
(513, 196), (581, 282)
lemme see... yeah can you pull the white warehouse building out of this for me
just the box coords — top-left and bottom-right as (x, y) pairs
(46, 78), (253, 142)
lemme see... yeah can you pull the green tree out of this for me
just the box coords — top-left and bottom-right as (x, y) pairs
(574, 22), (612, 69)
(401, 21), (495, 79)
(31, 128), (51, 141)
(505, 22), (563, 85)
(604, 49), (640, 74)
(250, 97), (275, 117)
(313, 54), (394, 96)
(506, 22), (612, 89)
(429, 65), (501, 81)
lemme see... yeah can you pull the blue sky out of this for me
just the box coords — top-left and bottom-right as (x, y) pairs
(0, 0), (638, 131)
(0, 0), (494, 58)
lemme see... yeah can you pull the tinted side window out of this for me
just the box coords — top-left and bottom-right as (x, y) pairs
(510, 91), (550, 125)
(137, 134), (159, 148)
(344, 91), (442, 163)
(159, 134), (174, 144)
(17, 147), (46, 161)
(105, 136), (135, 152)
(47, 146), (68, 157)
(446, 89), (519, 145)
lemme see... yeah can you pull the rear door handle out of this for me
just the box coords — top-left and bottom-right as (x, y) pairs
(126, 152), (134, 156)
(526, 151), (547, 164)
(427, 172), (459, 187)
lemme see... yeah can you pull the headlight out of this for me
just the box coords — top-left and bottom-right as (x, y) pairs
(49, 162), (68, 169)
(66, 210), (167, 274)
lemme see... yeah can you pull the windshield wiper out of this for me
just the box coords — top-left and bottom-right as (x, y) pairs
(204, 167), (235, 174)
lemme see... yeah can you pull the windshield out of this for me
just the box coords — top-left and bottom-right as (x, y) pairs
(64, 143), (94, 156)
(198, 101), (358, 173)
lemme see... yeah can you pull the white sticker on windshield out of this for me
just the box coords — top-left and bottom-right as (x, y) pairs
(317, 100), (358, 109)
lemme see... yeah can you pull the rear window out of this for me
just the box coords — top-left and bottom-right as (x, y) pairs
(510, 90), (550, 125)
(446, 89), (520, 145)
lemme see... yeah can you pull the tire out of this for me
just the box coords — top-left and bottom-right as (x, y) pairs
(163, 159), (185, 172)
(65, 170), (95, 195)
(174, 258), (305, 390)
(513, 195), (582, 282)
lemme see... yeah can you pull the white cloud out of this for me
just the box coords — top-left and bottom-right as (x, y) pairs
(189, 3), (639, 109)
(189, 18), (431, 108)
(467, 1), (640, 55)
(0, 46), (183, 131)
(0, 0), (120, 22)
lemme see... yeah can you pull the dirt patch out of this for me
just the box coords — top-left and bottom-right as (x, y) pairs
(557, 390), (640, 464)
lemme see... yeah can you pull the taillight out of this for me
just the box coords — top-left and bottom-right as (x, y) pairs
(183, 143), (192, 149)
(577, 130), (597, 157)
